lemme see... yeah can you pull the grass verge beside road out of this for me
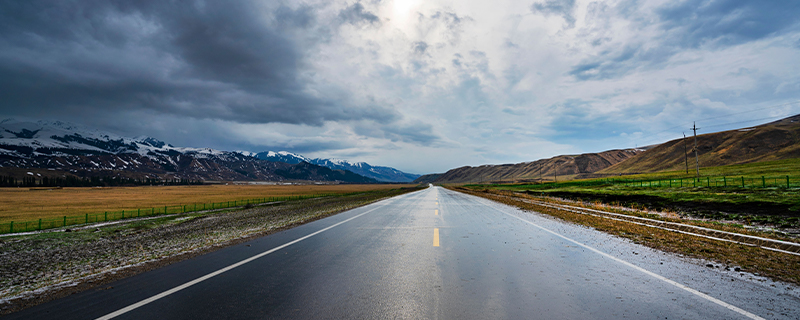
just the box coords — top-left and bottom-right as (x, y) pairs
(0, 184), (410, 223)
(474, 159), (800, 229)
(0, 186), (422, 315)
(452, 187), (800, 286)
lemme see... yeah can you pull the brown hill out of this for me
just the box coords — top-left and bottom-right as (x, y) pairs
(600, 114), (800, 174)
(417, 149), (640, 184)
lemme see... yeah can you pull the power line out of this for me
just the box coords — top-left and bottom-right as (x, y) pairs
(700, 116), (787, 130)
(693, 100), (800, 122)
(631, 102), (800, 147)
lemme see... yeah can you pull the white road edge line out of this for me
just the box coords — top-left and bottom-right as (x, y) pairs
(95, 202), (389, 320)
(496, 209), (765, 320)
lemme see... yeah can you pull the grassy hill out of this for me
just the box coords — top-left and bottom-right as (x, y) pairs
(600, 114), (800, 175)
(417, 149), (640, 184)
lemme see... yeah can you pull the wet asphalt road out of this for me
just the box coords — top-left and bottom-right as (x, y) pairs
(6, 186), (799, 319)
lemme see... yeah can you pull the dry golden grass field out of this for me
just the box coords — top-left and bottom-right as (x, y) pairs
(0, 184), (410, 223)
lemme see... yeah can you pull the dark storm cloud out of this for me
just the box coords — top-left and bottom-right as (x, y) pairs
(0, 0), (397, 126)
(338, 3), (380, 26)
(530, 0), (576, 28)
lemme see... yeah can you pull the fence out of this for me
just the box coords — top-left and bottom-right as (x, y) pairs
(608, 175), (798, 189)
(509, 175), (799, 190)
(0, 193), (351, 235)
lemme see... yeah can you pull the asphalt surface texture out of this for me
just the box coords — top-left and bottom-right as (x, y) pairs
(5, 186), (799, 319)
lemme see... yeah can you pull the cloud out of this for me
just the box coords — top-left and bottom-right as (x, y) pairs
(530, 0), (577, 28)
(413, 41), (429, 55)
(0, 1), (394, 127)
(338, 2), (380, 26)
(353, 121), (440, 145)
(2, 0), (800, 174)
(657, 0), (800, 48)
(568, 0), (800, 81)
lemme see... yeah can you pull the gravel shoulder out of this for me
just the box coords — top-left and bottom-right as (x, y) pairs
(0, 187), (421, 315)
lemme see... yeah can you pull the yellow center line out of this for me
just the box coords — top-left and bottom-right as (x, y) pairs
(435, 209), (438, 215)
(433, 228), (440, 247)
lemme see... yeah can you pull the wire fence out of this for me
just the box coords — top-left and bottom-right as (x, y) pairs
(505, 175), (799, 190)
(0, 193), (352, 235)
(608, 175), (797, 189)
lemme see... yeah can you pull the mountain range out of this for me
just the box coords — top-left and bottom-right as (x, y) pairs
(255, 151), (420, 182)
(0, 119), (416, 184)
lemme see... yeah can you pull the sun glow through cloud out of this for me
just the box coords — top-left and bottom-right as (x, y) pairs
(390, 0), (422, 29)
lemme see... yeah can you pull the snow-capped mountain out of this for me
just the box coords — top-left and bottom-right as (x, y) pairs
(0, 119), (376, 183)
(255, 151), (420, 183)
(255, 151), (310, 164)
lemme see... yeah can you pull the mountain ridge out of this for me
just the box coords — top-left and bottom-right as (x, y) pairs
(0, 119), (377, 184)
(599, 114), (800, 174)
(255, 151), (420, 183)
(414, 149), (640, 184)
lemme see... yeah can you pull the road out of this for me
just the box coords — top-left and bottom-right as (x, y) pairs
(6, 186), (798, 319)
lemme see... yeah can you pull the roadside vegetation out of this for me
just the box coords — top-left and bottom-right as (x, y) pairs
(0, 186), (422, 314)
(466, 159), (800, 230)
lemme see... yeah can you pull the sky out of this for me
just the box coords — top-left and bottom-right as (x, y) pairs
(2, 0), (800, 174)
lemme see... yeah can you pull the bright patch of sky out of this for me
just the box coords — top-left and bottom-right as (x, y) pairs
(1, 0), (799, 173)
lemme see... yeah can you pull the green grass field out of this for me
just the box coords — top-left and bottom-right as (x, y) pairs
(465, 159), (800, 227)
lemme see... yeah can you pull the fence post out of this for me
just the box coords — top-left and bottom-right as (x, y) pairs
(122, 210), (124, 219)
(707, 177), (710, 187)
(9, 221), (12, 233)
(723, 176), (726, 187)
(138, 208), (140, 217)
(741, 176), (744, 188)
(762, 176), (765, 187)
(788, 176), (791, 188)
(164, 205), (167, 214)
(85, 214), (88, 223)
(39, 218), (42, 230)
(63, 216), (67, 227)
(105, 212), (108, 221)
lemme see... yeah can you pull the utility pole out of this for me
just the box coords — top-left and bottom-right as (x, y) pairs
(692, 122), (700, 177)
(554, 161), (559, 182)
(683, 132), (688, 174)
(538, 163), (542, 182)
